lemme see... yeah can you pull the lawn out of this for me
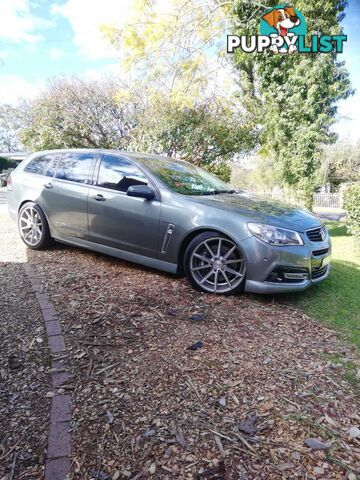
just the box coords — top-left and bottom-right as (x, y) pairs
(287, 221), (360, 350)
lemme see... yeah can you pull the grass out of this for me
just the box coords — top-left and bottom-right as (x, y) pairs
(286, 221), (360, 351)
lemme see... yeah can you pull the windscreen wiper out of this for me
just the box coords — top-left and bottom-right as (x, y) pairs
(213, 189), (237, 195)
(199, 189), (237, 196)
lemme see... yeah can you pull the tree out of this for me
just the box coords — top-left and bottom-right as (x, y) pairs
(129, 94), (256, 181)
(231, 0), (353, 209)
(102, 0), (234, 101)
(20, 77), (138, 151)
(319, 140), (360, 188)
(20, 76), (255, 181)
(0, 104), (24, 153)
(100, 0), (256, 179)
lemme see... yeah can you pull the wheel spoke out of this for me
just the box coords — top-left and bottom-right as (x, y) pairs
(213, 270), (219, 291)
(216, 238), (222, 258)
(224, 258), (243, 265)
(200, 269), (215, 285)
(193, 253), (211, 263)
(192, 265), (211, 272)
(221, 270), (232, 288)
(223, 244), (236, 260)
(224, 266), (244, 278)
(204, 241), (215, 258)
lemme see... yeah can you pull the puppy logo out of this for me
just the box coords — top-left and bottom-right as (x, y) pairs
(227, 4), (347, 55)
(262, 7), (300, 36)
(260, 5), (307, 53)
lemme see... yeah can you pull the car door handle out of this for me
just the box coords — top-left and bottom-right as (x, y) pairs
(43, 182), (53, 189)
(91, 194), (106, 201)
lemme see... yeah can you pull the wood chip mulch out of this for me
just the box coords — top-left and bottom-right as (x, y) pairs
(25, 238), (360, 480)
(0, 211), (51, 480)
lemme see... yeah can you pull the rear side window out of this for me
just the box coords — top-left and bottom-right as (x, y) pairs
(44, 155), (60, 177)
(24, 155), (53, 175)
(55, 153), (96, 184)
(96, 155), (148, 192)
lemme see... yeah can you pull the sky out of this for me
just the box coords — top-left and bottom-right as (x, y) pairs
(0, 0), (359, 143)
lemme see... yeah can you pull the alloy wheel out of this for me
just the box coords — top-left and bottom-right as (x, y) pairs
(190, 237), (246, 293)
(19, 206), (43, 247)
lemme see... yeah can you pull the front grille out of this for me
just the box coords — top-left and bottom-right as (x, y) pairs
(306, 225), (327, 242)
(311, 265), (328, 279)
(312, 248), (329, 257)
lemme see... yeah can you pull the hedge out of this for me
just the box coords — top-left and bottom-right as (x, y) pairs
(343, 183), (360, 244)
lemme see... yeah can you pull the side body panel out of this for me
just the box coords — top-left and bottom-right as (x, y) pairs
(157, 190), (253, 265)
(87, 185), (161, 258)
(41, 178), (90, 239)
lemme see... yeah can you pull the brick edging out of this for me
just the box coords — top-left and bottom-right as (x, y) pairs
(23, 264), (71, 480)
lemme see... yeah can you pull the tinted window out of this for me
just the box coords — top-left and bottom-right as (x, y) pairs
(24, 155), (53, 175)
(97, 155), (148, 192)
(44, 155), (60, 178)
(55, 153), (95, 184)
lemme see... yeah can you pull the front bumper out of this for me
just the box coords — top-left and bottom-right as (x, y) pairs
(241, 233), (331, 294)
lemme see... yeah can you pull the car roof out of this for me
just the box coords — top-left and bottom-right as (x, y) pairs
(29, 148), (186, 165)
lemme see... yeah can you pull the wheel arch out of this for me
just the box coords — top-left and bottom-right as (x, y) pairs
(18, 199), (34, 212)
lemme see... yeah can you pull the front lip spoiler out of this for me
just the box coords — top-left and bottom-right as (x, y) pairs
(245, 264), (331, 294)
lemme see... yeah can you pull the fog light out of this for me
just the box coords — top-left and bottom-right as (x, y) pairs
(283, 272), (308, 280)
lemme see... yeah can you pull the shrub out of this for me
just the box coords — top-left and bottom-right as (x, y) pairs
(0, 157), (16, 172)
(343, 183), (360, 243)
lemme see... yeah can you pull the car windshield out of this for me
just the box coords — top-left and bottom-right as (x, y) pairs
(137, 157), (233, 195)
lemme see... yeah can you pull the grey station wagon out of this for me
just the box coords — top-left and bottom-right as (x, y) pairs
(7, 149), (331, 294)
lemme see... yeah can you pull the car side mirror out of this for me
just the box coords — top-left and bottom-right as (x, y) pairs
(127, 185), (155, 200)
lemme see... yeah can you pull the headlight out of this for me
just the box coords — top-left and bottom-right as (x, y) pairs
(248, 223), (304, 246)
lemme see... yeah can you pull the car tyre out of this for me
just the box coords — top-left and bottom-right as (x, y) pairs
(184, 231), (246, 295)
(18, 202), (53, 250)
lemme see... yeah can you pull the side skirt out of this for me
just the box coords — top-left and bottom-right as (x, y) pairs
(52, 234), (178, 274)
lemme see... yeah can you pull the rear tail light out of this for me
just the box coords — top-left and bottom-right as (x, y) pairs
(6, 175), (13, 191)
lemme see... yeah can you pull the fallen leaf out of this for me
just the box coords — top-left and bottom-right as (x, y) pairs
(238, 415), (258, 435)
(348, 426), (360, 440)
(276, 463), (294, 471)
(304, 438), (330, 450)
(259, 401), (274, 412)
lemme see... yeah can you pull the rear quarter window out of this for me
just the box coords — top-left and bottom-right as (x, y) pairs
(24, 155), (54, 175)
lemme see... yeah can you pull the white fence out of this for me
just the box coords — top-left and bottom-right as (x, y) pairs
(313, 193), (342, 209)
(251, 192), (343, 209)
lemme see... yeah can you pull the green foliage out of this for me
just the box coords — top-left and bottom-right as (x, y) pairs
(130, 97), (255, 181)
(103, 0), (232, 100)
(100, 0), (255, 180)
(19, 77), (255, 182)
(343, 183), (360, 243)
(0, 156), (16, 172)
(0, 104), (24, 153)
(20, 77), (136, 151)
(319, 140), (360, 185)
(232, 0), (353, 209)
